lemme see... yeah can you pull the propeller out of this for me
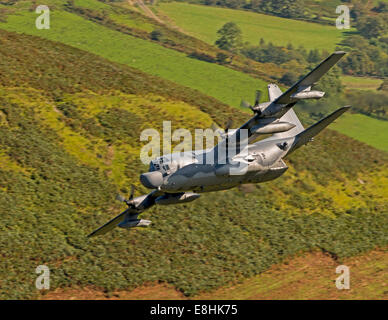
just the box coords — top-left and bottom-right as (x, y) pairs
(224, 119), (234, 161)
(240, 90), (263, 114)
(211, 120), (233, 137)
(254, 90), (262, 106)
(116, 185), (136, 208)
(224, 119), (233, 133)
(211, 119), (234, 161)
(211, 122), (221, 133)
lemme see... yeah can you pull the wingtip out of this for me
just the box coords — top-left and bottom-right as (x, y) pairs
(87, 229), (100, 238)
(333, 106), (351, 116)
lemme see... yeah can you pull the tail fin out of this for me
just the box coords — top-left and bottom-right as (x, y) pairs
(273, 108), (305, 139)
(268, 83), (283, 102)
(289, 106), (350, 153)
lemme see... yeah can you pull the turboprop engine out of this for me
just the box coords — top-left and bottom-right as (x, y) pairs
(118, 218), (151, 229)
(291, 90), (325, 100)
(250, 121), (296, 135)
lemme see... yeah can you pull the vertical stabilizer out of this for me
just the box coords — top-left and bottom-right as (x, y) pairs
(258, 84), (305, 141)
(267, 83), (283, 102)
(273, 108), (305, 139)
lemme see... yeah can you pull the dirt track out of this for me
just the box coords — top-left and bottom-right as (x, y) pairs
(129, 0), (164, 24)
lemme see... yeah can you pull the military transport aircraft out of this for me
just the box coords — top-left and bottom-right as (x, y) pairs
(88, 51), (348, 237)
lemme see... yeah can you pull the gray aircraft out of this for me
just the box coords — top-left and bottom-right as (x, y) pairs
(88, 51), (348, 237)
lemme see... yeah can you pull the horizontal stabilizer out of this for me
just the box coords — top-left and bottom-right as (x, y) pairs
(290, 106), (350, 152)
(268, 83), (283, 101)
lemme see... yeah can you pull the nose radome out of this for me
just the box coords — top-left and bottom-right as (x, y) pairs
(140, 171), (163, 189)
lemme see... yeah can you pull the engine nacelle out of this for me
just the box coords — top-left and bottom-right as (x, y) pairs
(291, 90), (325, 100)
(155, 192), (200, 205)
(250, 121), (296, 135)
(140, 171), (163, 189)
(118, 219), (151, 229)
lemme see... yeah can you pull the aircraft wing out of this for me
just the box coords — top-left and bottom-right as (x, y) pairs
(87, 208), (133, 238)
(274, 51), (346, 105)
(87, 189), (164, 238)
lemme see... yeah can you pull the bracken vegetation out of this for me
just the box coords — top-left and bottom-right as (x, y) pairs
(0, 30), (387, 299)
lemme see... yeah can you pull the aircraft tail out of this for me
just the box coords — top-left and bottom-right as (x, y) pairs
(268, 83), (283, 102)
(289, 106), (350, 153)
(272, 108), (305, 139)
(266, 83), (305, 140)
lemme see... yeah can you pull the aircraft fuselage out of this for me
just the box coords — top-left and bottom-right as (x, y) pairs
(147, 135), (294, 194)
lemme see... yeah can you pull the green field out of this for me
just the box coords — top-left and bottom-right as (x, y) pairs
(158, 2), (351, 50)
(331, 113), (388, 152)
(0, 9), (268, 108)
(341, 76), (383, 91)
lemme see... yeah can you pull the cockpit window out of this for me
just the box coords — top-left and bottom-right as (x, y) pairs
(149, 162), (159, 172)
(150, 157), (170, 174)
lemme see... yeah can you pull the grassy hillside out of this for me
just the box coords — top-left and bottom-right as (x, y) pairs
(157, 2), (351, 50)
(0, 30), (387, 300)
(41, 249), (388, 300)
(198, 249), (388, 300)
(0, 0), (273, 107)
(64, 0), (285, 80)
(330, 113), (388, 152)
(1, 0), (386, 154)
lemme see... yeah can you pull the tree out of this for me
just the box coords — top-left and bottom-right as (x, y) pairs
(340, 50), (374, 76)
(280, 71), (299, 86)
(150, 29), (163, 41)
(315, 66), (343, 96)
(350, 0), (368, 21)
(215, 22), (243, 53)
(356, 15), (387, 39)
(259, 0), (305, 19)
(373, 1), (388, 13)
(307, 49), (321, 64)
(216, 52), (230, 64)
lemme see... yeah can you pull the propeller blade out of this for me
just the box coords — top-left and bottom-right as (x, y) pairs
(117, 185), (136, 206)
(211, 122), (220, 132)
(240, 100), (252, 109)
(225, 119), (233, 132)
(116, 194), (126, 202)
(129, 184), (135, 201)
(254, 90), (262, 107)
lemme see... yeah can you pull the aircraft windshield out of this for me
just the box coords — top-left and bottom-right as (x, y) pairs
(149, 157), (171, 176)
